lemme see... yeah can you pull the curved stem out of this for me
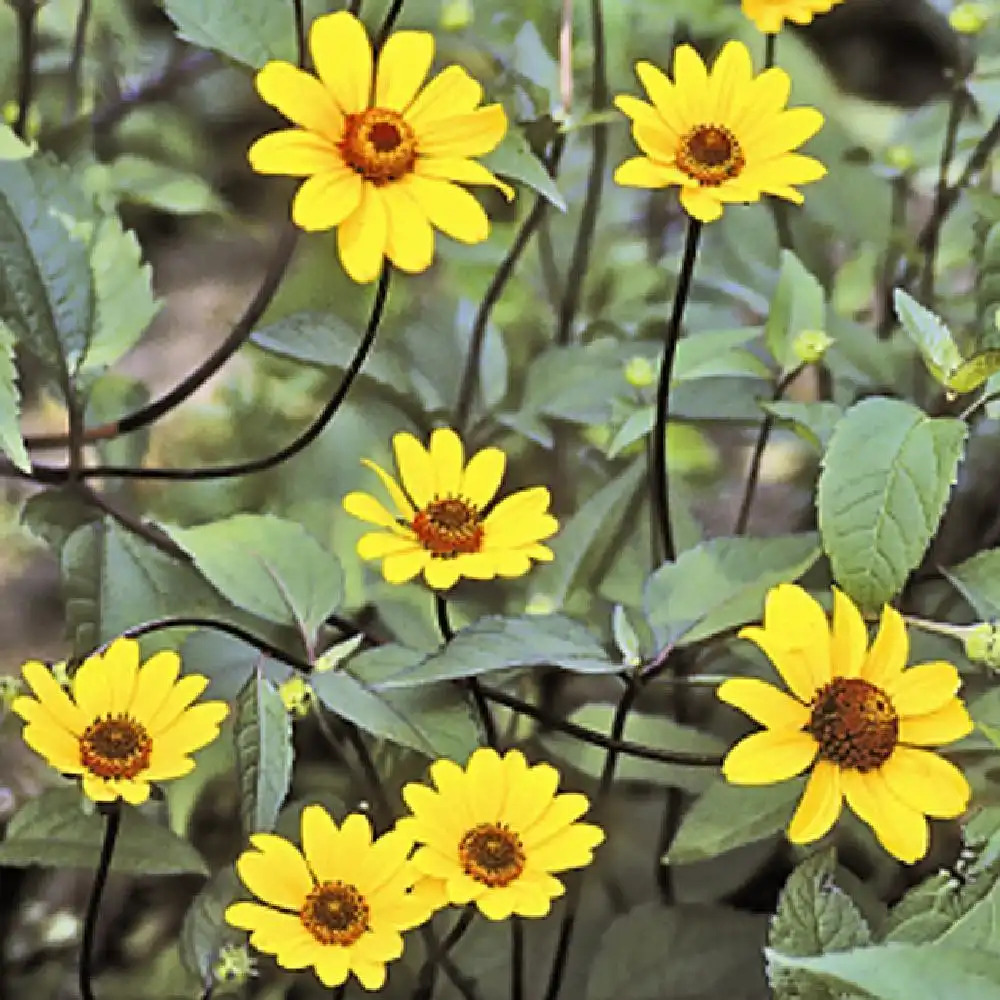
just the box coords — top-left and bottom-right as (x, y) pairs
(375, 0), (406, 49)
(454, 137), (566, 430)
(650, 218), (702, 563)
(413, 906), (477, 1000)
(67, 265), (391, 480)
(13, 0), (37, 140)
(79, 802), (122, 1000)
(66, 0), (93, 121)
(542, 680), (640, 1000)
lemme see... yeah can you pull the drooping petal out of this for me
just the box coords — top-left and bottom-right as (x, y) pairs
(879, 747), (971, 819)
(885, 662), (960, 718)
(336, 186), (388, 284)
(423, 557), (463, 591)
(414, 156), (515, 199)
(310, 11), (372, 115)
(254, 61), (345, 139)
(403, 174), (490, 244)
(897, 699), (973, 746)
(382, 549), (430, 584)
(679, 186), (725, 223)
(716, 677), (810, 730)
(360, 458), (416, 519)
(721, 729), (818, 784)
(381, 181), (435, 274)
(787, 760), (842, 844)
(291, 169), (364, 232)
(841, 769), (929, 863)
(375, 31), (434, 111)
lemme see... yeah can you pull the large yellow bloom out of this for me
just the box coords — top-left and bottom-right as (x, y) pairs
(718, 585), (973, 863)
(343, 427), (558, 591)
(397, 749), (604, 921)
(614, 41), (826, 223)
(226, 807), (436, 991)
(248, 11), (512, 283)
(11, 638), (228, 805)
(742, 0), (846, 34)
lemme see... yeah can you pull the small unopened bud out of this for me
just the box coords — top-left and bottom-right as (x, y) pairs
(624, 356), (656, 388)
(440, 0), (473, 30)
(278, 675), (314, 718)
(49, 661), (71, 689)
(0, 675), (24, 709)
(963, 622), (1000, 668)
(950, 2), (990, 33)
(525, 594), (557, 616)
(212, 943), (257, 987)
(885, 145), (915, 172)
(792, 329), (834, 365)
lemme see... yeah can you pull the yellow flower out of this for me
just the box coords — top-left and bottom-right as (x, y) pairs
(343, 427), (558, 591)
(11, 638), (228, 805)
(718, 585), (973, 863)
(248, 11), (512, 284)
(742, 0), (847, 34)
(397, 748), (604, 920)
(614, 41), (826, 223)
(225, 806), (436, 991)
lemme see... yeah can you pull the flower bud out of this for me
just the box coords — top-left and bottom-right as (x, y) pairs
(949, 2), (990, 34)
(440, 0), (473, 30)
(624, 356), (656, 388)
(885, 145), (915, 172)
(212, 943), (257, 987)
(278, 675), (314, 718)
(963, 622), (1000, 668)
(792, 329), (834, 365)
(0, 675), (25, 710)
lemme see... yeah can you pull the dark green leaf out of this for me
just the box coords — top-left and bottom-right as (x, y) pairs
(764, 250), (825, 374)
(482, 128), (565, 210)
(943, 548), (1000, 618)
(0, 319), (28, 470)
(179, 867), (243, 984)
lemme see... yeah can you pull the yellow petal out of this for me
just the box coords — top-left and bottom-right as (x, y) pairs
(301, 803), (342, 883)
(633, 62), (692, 137)
(492, 550), (532, 578)
(614, 156), (685, 190)
(343, 490), (406, 530)
(393, 432), (435, 508)
(522, 792), (590, 847)
(672, 45), (709, 99)
(787, 759), (842, 844)
(898, 699), (973, 746)
(501, 752), (559, 832)
(403, 175), (490, 244)
(460, 446), (505, 509)
(291, 169), (363, 232)
(482, 487), (556, 545)
(465, 747), (506, 819)
(406, 66), (484, 128)
(707, 41), (754, 126)
(360, 458), (415, 518)
(423, 558), (462, 591)
(81, 772), (119, 803)
(414, 156), (514, 199)
(105, 640), (141, 716)
(830, 587), (868, 678)
(429, 427), (465, 497)
(525, 824), (604, 872)
(418, 104), (507, 159)
(747, 108), (825, 160)
(861, 604), (908, 689)
(679, 186), (725, 222)
(248, 129), (341, 176)
(117, 778), (151, 805)
(145, 674), (210, 733)
(357, 532), (421, 560)
(310, 11), (371, 115)
(476, 885), (522, 920)
(18, 660), (85, 733)
(254, 61), (344, 139)
(841, 769), (928, 864)
(351, 958), (388, 992)
(315, 949), (351, 988)
(129, 650), (181, 727)
(615, 94), (680, 147)
(143, 754), (195, 782)
(237, 834), (313, 909)
(72, 652), (115, 722)
(885, 662), (960, 718)
(381, 182), (435, 274)
(336, 186), (388, 284)
(382, 549), (430, 584)
(22, 722), (83, 773)
(155, 701), (228, 754)
(721, 729), (817, 784)
(878, 747), (970, 819)
(375, 30), (434, 111)
(716, 677), (810, 730)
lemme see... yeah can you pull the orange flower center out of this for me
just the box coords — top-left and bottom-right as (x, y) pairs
(807, 677), (899, 771)
(300, 881), (370, 946)
(339, 108), (417, 185)
(459, 822), (526, 887)
(79, 714), (152, 780)
(411, 497), (484, 559)
(676, 124), (745, 186)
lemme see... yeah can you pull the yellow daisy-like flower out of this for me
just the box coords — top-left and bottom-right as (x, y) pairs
(342, 427), (558, 591)
(613, 41), (826, 223)
(397, 748), (604, 921)
(248, 11), (512, 284)
(11, 638), (228, 805)
(225, 806), (436, 991)
(718, 585), (974, 863)
(742, 0), (846, 34)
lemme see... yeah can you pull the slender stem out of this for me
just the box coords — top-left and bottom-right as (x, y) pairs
(292, 0), (307, 66)
(13, 0), (38, 140)
(959, 388), (1000, 422)
(65, 0), (93, 122)
(341, 720), (394, 826)
(763, 32), (776, 71)
(920, 79), (966, 303)
(375, 0), (406, 49)
(67, 264), (391, 480)
(511, 918), (525, 1000)
(877, 173), (910, 339)
(413, 906), (477, 1000)
(650, 218), (702, 564)
(555, 0), (608, 347)
(542, 680), (640, 1000)
(454, 137), (566, 430)
(434, 592), (456, 643)
(79, 802), (122, 1000)
(733, 366), (802, 535)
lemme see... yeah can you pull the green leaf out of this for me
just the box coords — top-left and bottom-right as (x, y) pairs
(943, 548), (1000, 617)
(21, 487), (99, 553)
(666, 779), (802, 864)
(644, 533), (822, 648)
(586, 902), (768, 1000)
(162, 0), (299, 68)
(0, 319), (28, 470)
(90, 155), (225, 216)
(762, 400), (844, 451)
(482, 128), (565, 211)
(373, 615), (616, 687)
(0, 123), (31, 160)
(0, 787), (208, 875)
(179, 867), (243, 984)
(233, 671), (293, 837)
(817, 397), (967, 612)
(164, 515), (343, 640)
(768, 850), (871, 1000)
(764, 250), (826, 374)
(766, 944), (1000, 1000)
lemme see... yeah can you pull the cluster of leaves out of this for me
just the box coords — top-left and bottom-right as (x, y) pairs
(2, 0), (1000, 999)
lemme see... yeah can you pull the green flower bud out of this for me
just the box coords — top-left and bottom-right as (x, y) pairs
(440, 0), (473, 30)
(525, 594), (557, 616)
(963, 622), (1000, 668)
(792, 329), (834, 365)
(885, 145), (915, 172)
(213, 943), (257, 987)
(0, 674), (24, 710)
(624, 356), (656, 388)
(278, 675), (314, 718)
(949, 2), (990, 34)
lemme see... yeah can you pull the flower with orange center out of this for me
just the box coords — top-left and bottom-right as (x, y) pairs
(613, 41), (826, 223)
(342, 427), (558, 591)
(718, 585), (974, 863)
(397, 749), (604, 920)
(248, 11), (513, 283)
(742, 0), (847, 34)
(11, 638), (228, 805)
(226, 806), (437, 991)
